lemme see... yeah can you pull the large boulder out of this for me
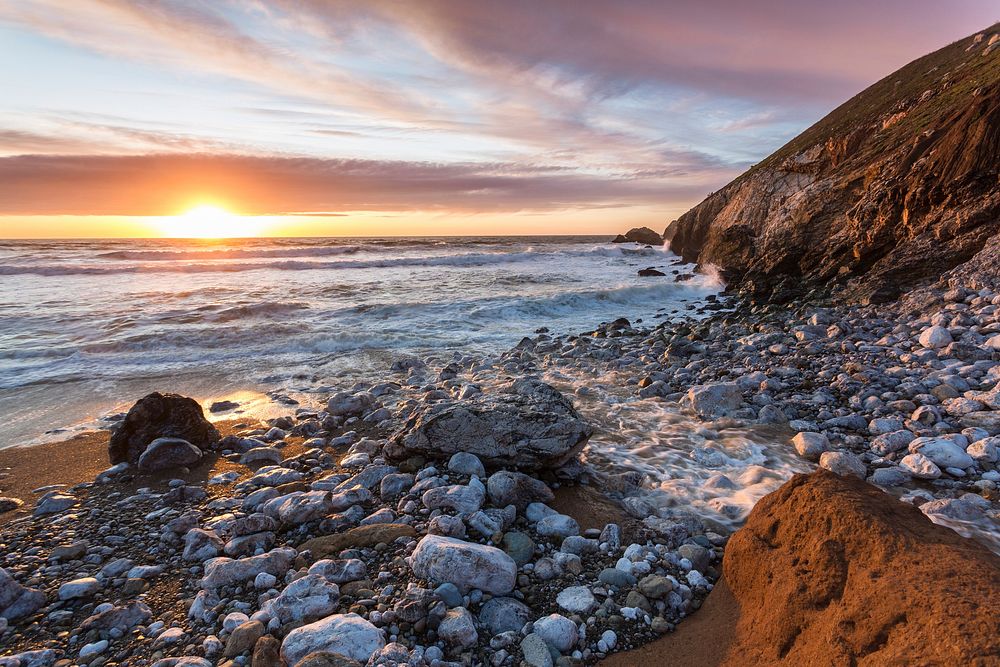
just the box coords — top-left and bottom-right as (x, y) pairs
(389, 377), (591, 471)
(612, 227), (662, 245)
(261, 575), (340, 625)
(280, 613), (384, 667)
(109, 392), (220, 465)
(0, 567), (46, 620)
(409, 535), (517, 595)
(721, 470), (1000, 665)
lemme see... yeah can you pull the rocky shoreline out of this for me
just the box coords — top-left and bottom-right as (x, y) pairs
(2, 251), (1000, 666)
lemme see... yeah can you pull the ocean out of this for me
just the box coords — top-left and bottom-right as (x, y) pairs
(0, 235), (723, 447)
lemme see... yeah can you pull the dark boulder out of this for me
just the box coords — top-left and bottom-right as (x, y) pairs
(613, 227), (662, 245)
(388, 377), (592, 471)
(109, 392), (220, 465)
(638, 267), (666, 277)
(0, 567), (46, 620)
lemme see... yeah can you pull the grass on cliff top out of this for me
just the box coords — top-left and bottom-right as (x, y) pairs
(746, 22), (1000, 176)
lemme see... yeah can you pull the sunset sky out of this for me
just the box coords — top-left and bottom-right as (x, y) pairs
(0, 1), (994, 238)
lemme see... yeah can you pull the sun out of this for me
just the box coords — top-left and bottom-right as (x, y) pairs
(159, 204), (263, 238)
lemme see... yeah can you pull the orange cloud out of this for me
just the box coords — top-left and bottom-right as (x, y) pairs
(0, 153), (729, 216)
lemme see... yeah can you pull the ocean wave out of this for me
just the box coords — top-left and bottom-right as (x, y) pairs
(338, 277), (715, 324)
(96, 244), (365, 261)
(206, 301), (309, 322)
(0, 246), (656, 276)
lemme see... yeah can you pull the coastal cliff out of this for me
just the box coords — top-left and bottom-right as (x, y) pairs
(670, 25), (1000, 302)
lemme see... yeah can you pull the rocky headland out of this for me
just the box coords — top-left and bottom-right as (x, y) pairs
(669, 24), (1000, 305)
(2, 22), (1000, 667)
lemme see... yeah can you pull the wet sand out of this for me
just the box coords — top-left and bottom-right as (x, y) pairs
(0, 419), (254, 525)
(0, 431), (110, 525)
(600, 578), (738, 667)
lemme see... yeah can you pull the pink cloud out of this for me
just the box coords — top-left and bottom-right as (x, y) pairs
(0, 153), (732, 216)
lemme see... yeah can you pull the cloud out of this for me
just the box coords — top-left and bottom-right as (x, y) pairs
(0, 153), (733, 216)
(0, 0), (992, 228)
(285, 0), (994, 105)
(0, 0), (433, 122)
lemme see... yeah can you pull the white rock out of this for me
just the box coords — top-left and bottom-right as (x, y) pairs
(34, 492), (76, 516)
(533, 613), (577, 652)
(447, 452), (486, 477)
(280, 613), (385, 666)
(58, 577), (101, 600)
(521, 633), (554, 667)
(182, 528), (223, 562)
(261, 574), (340, 625)
(222, 612), (249, 632)
(308, 558), (367, 584)
(791, 432), (828, 461)
(79, 639), (108, 659)
(899, 453), (942, 479)
(908, 437), (974, 469)
(421, 482), (485, 515)
(685, 383), (742, 418)
(919, 326), (952, 349)
(154, 627), (186, 646)
(818, 451), (866, 478)
(555, 586), (596, 615)
(967, 437), (1000, 463)
(409, 535), (516, 594)
(526, 502), (557, 522)
(535, 513), (580, 538)
(200, 548), (296, 589)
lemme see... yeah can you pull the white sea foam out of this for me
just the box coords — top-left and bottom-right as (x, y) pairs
(0, 245), (654, 276)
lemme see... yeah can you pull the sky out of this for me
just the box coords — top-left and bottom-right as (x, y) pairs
(0, 1), (995, 238)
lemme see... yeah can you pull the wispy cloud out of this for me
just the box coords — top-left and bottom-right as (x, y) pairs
(0, 153), (728, 216)
(0, 1), (993, 227)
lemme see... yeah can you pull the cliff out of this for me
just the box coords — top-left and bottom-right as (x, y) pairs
(670, 25), (1000, 302)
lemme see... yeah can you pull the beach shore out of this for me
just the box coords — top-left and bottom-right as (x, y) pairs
(1, 273), (999, 666)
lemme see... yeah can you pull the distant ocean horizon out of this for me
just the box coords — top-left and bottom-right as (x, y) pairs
(0, 235), (722, 447)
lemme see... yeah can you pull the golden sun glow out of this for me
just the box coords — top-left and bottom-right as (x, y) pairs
(158, 205), (265, 238)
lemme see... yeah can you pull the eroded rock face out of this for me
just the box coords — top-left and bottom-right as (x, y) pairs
(389, 377), (592, 471)
(669, 28), (1000, 303)
(721, 470), (1000, 665)
(109, 393), (220, 465)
